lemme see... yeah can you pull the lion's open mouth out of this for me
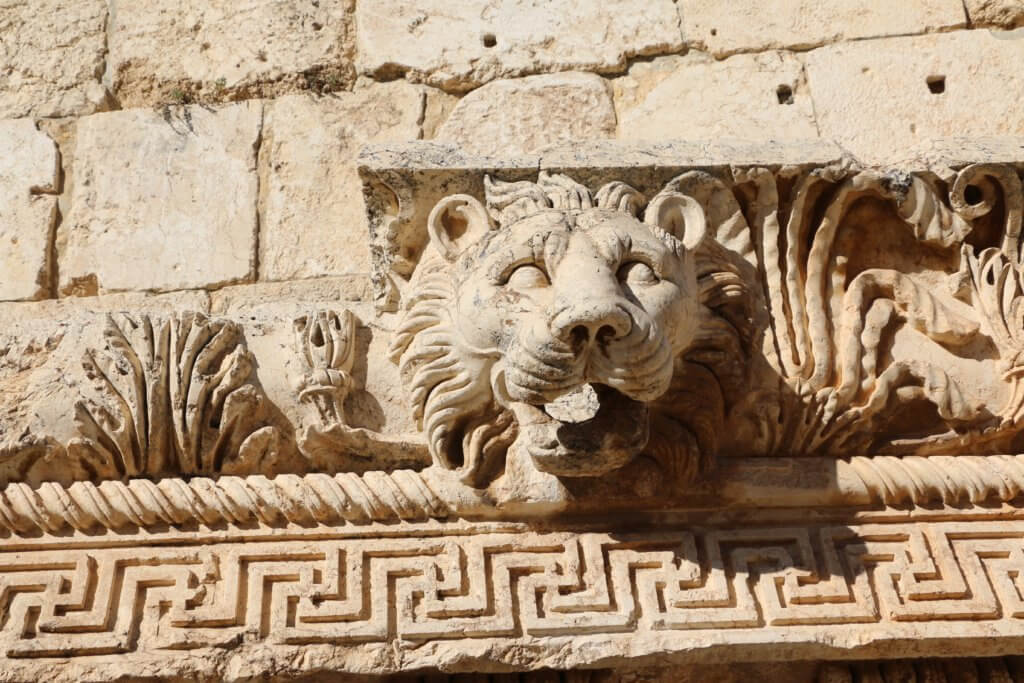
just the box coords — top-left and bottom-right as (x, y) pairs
(514, 383), (649, 477)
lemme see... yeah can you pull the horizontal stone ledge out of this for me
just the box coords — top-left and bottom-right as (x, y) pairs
(359, 137), (1024, 176)
(359, 138), (846, 175)
(1, 455), (1021, 537)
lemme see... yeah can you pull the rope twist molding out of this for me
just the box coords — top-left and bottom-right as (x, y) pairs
(842, 454), (1024, 505)
(0, 470), (451, 535)
(2, 455), (1024, 536)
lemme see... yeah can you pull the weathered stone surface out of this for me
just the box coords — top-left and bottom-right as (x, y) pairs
(210, 277), (418, 441)
(0, 120), (58, 301)
(8, 139), (1024, 680)
(59, 103), (262, 295)
(260, 82), (423, 281)
(437, 72), (616, 155)
(806, 30), (1024, 164)
(421, 87), (460, 140)
(0, 0), (109, 118)
(965, 0), (1024, 28)
(209, 275), (370, 314)
(681, 0), (966, 56)
(108, 0), (356, 107)
(613, 53), (818, 142)
(0, 290), (210, 468)
(356, 0), (684, 91)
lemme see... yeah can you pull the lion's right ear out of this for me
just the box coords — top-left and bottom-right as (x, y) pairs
(645, 192), (707, 251)
(427, 195), (491, 262)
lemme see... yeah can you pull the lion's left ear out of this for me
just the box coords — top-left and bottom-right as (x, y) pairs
(427, 194), (491, 262)
(645, 192), (707, 251)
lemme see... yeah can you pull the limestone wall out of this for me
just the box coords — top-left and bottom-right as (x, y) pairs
(2, 1), (1024, 305)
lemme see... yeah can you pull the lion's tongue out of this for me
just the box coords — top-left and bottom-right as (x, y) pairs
(543, 383), (601, 423)
(551, 385), (648, 449)
(522, 383), (649, 476)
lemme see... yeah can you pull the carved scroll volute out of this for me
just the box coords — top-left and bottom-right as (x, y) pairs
(951, 163), (1023, 261)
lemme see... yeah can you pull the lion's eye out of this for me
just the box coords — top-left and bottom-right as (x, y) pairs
(618, 261), (658, 286)
(506, 264), (550, 289)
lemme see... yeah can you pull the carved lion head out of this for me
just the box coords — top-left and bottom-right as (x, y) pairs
(389, 172), (749, 487)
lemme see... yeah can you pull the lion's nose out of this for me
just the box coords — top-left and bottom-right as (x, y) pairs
(552, 302), (632, 347)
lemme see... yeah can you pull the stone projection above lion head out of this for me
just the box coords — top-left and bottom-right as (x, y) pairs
(389, 172), (751, 488)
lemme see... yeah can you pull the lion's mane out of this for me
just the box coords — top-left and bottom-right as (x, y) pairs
(389, 172), (759, 487)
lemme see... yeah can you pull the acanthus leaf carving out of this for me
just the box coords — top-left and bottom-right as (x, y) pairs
(70, 311), (295, 478)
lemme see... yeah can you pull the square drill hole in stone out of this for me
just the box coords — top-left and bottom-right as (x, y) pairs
(927, 75), (946, 94)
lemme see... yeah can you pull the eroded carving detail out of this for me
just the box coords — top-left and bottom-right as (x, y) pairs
(293, 309), (429, 469)
(748, 164), (1024, 457)
(293, 310), (358, 431)
(71, 312), (295, 477)
(386, 160), (1024, 492)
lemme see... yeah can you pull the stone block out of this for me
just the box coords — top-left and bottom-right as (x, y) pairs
(964, 0), (1024, 28)
(613, 53), (818, 142)
(681, 0), (966, 57)
(0, 0), (109, 118)
(436, 72), (617, 155)
(356, 0), (684, 91)
(0, 120), (59, 301)
(805, 30), (1024, 164)
(58, 103), (262, 295)
(260, 82), (423, 281)
(108, 0), (355, 107)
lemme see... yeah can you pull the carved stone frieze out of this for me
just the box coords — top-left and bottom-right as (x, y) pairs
(71, 311), (297, 478)
(2, 141), (1024, 676)
(0, 515), (1020, 679)
(361, 141), (1024, 504)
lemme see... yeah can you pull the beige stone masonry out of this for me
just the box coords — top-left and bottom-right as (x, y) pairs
(58, 102), (262, 295)
(806, 30), (1024, 164)
(260, 82), (423, 281)
(2, 0), (1024, 678)
(0, 120), (59, 301)
(108, 0), (356, 107)
(437, 72), (617, 155)
(681, 0), (966, 57)
(613, 52), (818, 142)
(355, 0), (684, 91)
(0, 0), (109, 118)
(1, 140), (1024, 678)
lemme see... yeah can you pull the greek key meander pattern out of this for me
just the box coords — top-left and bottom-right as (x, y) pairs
(0, 521), (1022, 658)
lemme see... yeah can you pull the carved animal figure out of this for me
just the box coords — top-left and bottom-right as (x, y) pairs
(389, 173), (754, 486)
